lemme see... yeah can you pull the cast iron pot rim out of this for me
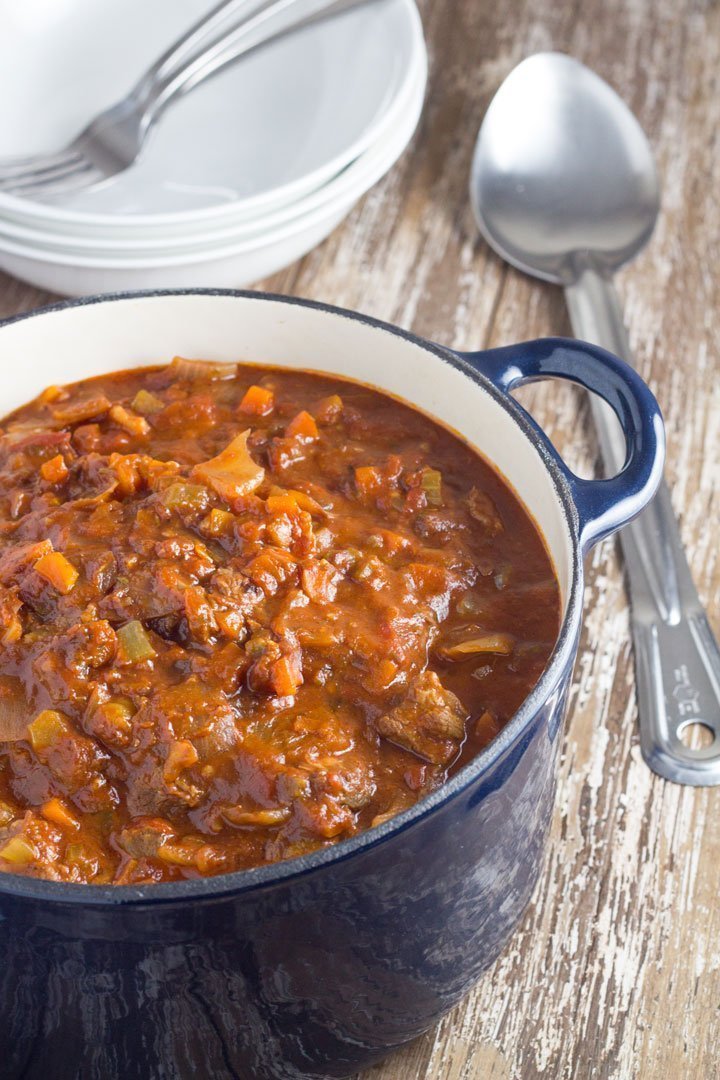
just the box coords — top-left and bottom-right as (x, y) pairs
(0, 288), (583, 906)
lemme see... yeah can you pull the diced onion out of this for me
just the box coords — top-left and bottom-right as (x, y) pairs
(437, 633), (514, 659)
(0, 836), (37, 864)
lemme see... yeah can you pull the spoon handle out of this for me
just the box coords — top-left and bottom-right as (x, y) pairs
(565, 267), (720, 785)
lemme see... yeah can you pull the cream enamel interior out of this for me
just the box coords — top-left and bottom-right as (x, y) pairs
(0, 294), (574, 612)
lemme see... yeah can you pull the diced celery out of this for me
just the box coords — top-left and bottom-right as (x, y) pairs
(65, 843), (90, 865)
(117, 620), (156, 663)
(420, 467), (443, 506)
(28, 709), (70, 751)
(160, 482), (210, 513)
(200, 507), (235, 536)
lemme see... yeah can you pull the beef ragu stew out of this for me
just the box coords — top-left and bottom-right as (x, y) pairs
(0, 358), (560, 884)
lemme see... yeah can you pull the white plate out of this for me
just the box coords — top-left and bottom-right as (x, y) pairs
(0, 33), (425, 253)
(0, 53), (425, 294)
(0, 0), (423, 226)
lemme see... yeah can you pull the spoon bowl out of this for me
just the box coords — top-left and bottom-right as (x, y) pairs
(470, 51), (720, 786)
(470, 51), (660, 284)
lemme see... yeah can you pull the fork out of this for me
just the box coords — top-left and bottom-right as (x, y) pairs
(0, 0), (376, 199)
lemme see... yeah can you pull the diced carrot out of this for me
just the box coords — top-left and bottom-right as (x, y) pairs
(354, 465), (383, 499)
(108, 453), (143, 497)
(109, 404), (151, 437)
(286, 488), (327, 515)
(34, 551), (79, 594)
(269, 654), (303, 697)
(373, 529), (413, 556)
(266, 493), (300, 516)
(285, 411), (318, 441)
(377, 658), (398, 687)
(403, 562), (449, 594)
(40, 454), (69, 484)
(41, 797), (80, 832)
(38, 385), (64, 404)
(239, 385), (274, 416)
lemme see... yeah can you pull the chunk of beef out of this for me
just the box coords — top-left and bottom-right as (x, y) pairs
(0, 540), (53, 585)
(117, 817), (176, 858)
(124, 680), (239, 816)
(375, 670), (467, 765)
(466, 488), (503, 535)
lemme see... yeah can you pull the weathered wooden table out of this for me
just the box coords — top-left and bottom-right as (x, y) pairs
(1, 0), (718, 1076)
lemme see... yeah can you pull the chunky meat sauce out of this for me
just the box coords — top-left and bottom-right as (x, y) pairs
(0, 358), (560, 884)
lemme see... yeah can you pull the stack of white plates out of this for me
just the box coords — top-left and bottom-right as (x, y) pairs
(0, 0), (426, 295)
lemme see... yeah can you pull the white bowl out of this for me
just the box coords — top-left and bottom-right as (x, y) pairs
(0, 35), (426, 255)
(0, 55), (426, 294)
(0, 0), (424, 233)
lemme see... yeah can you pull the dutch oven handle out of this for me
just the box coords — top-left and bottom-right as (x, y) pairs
(457, 337), (665, 551)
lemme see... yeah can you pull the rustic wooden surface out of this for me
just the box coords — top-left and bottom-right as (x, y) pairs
(1, 0), (719, 1076)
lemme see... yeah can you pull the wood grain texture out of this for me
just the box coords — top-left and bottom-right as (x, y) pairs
(1, 0), (718, 1076)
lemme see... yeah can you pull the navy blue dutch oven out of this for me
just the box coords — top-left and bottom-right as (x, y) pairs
(0, 291), (664, 1080)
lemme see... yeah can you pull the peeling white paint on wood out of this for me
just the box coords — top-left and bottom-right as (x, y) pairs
(1, 0), (718, 1076)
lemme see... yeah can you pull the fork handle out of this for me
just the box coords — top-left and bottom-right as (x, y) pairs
(565, 266), (720, 785)
(139, 0), (270, 87)
(132, 0), (377, 127)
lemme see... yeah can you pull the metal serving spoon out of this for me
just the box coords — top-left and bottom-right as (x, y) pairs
(470, 52), (720, 785)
